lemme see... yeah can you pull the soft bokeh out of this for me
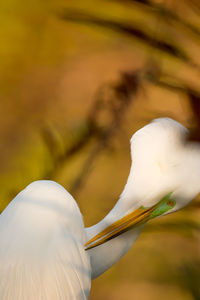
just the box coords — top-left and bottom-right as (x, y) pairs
(0, 0), (200, 299)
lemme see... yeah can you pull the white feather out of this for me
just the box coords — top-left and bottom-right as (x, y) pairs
(87, 118), (200, 278)
(0, 181), (91, 300)
(121, 118), (200, 211)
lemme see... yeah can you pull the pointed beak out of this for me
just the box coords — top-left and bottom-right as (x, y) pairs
(85, 193), (175, 250)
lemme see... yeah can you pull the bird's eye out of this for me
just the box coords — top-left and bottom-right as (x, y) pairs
(167, 200), (174, 207)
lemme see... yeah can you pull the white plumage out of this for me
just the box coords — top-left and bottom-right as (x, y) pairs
(122, 117), (200, 211)
(0, 181), (91, 300)
(0, 117), (199, 297)
(86, 118), (200, 278)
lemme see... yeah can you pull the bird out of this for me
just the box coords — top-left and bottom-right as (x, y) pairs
(0, 117), (199, 298)
(0, 181), (91, 300)
(85, 117), (200, 278)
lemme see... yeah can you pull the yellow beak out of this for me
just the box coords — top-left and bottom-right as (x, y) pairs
(85, 193), (175, 250)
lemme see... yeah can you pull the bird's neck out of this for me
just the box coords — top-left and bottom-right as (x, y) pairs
(85, 201), (144, 279)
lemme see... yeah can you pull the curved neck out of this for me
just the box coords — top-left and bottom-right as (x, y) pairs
(85, 205), (144, 279)
(85, 161), (144, 279)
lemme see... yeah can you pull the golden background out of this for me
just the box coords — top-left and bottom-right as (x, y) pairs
(0, 0), (200, 299)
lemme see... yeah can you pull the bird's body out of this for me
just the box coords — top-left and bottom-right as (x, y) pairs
(0, 117), (199, 298)
(0, 181), (91, 300)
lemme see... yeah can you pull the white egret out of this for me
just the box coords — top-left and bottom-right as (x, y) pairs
(0, 181), (91, 300)
(86, 117), (200, 278)
(0, 117), (199, 298)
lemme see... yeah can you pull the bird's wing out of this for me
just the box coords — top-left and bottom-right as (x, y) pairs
(0, 226), (91, 300)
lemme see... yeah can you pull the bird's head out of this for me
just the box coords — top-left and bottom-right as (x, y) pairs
(85, 118), (200, 250)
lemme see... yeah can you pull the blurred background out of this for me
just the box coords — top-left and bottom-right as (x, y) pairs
(0, 0), (200, 299)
